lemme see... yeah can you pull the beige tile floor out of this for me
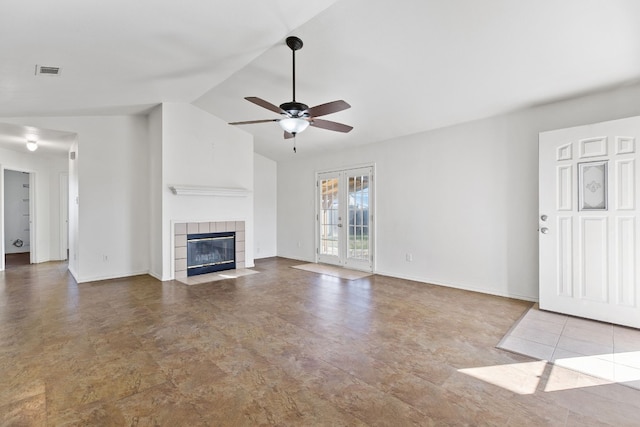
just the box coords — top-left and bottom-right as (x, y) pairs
(2, 257), (640, 425)
(176, 268), (259, 285)
(498, 305), (640, 390)
(291, 263), (374, 280)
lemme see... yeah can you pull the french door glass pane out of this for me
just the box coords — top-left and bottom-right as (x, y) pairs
(320, 178), (339, 256)
(348, 175), (369, 260)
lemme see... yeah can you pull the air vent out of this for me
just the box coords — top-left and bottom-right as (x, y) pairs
(35, 65), (61, 76)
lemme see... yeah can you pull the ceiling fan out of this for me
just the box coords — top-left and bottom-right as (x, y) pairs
(229, 36), (353, 151)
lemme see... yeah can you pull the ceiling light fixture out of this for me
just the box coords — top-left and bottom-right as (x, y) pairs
(26, 134), (38, 151)
(278, 117), (310, 135)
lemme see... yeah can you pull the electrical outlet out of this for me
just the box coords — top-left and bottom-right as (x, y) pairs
(406, 253), (413, 262)
(297, 241), (302, 248)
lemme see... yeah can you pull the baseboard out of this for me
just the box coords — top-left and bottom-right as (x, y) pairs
(276, 254), (315, 264)
(148, 271), (164, 281)
(77, 269), (151, 284)
(374, 269), (539, 303)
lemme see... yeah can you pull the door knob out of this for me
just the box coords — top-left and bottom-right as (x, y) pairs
(337, 224), (343, 228)
(540, 214), (548, 221)
(540, 227), (549, 234)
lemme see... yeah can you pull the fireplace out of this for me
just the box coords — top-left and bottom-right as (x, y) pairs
(187, 231), (236, 276)
(174, 221), (245, 280)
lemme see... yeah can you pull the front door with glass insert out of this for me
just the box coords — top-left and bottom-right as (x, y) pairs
(317, 166), (374, 272)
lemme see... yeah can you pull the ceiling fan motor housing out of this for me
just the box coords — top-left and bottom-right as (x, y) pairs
(280, 101), (309, 117)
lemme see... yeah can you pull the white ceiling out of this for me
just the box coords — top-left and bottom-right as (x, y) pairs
(2, 0), (640, 161)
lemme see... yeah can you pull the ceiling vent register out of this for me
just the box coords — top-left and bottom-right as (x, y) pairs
(35, 65), (61, 76)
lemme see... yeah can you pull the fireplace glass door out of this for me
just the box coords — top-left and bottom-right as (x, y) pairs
(187, 232), (235, 276)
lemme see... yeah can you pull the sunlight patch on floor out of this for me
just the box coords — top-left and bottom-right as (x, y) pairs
(497, 305), (640, 391)
(459, 359), (619, 394)
(458, 361), (546, 395)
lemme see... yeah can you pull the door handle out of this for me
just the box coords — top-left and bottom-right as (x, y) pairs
(337, 224), (343, 228)
(540, 227), (549, 234)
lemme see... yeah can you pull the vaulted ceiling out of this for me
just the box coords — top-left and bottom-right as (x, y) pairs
(2, 0), (640, 161)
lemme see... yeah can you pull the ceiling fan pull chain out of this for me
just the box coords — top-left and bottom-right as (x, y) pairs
(293, 135), (297, 153)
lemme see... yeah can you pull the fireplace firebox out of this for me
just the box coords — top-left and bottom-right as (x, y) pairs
(186, 231), (236, 276)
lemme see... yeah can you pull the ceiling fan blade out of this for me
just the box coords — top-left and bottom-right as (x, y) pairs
(306, 100), (351, 118)
(283, 131), (294, 139)
(229, 119), (278, 125)
(245, 97), (285, 114)
(310, 118), (353, 133)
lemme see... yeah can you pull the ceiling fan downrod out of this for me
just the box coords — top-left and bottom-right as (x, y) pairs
(286, 36), (303, 102)
(280, 37), (308, 117)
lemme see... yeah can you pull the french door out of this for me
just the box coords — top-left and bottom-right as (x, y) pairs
(317, 166), (374, 272)
(539, 116), (640, 328)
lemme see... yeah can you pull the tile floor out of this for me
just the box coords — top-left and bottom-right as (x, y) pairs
(291, 263), (374, 280)
(498, 305), (640, 390)
(2, 257), (640, 425)
(176, 268), (259, 285)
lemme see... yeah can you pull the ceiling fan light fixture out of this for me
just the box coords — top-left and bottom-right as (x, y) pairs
(279, 117), (309, 134)
(26, 134), (38, 151)
(26, 140), (38, 151)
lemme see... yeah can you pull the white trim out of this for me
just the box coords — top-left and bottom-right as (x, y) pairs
(168, 185), (250, 197)
(76, 269), (150, 284)
(375, 269), (539, 302)
(59, 172), (69, 261)
(0, 164), (3, 271)
(29, 172), (36, 264)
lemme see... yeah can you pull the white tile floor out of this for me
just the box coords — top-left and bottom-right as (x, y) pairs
(291, 263), (374, 280)
(177, 268), (259, 285)
(498, 304), (640, 390)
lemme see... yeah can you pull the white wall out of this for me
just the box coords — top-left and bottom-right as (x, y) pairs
(157, 103), (254, 280)
(0, 116), (150, 282)
(148, 105), (163, 280)
(0, 146), (68, 268)
(4, 170), (30, 254)
(3, 106), (256, 283)
(277, 82), (640, 301)
(253, 153), (277, 259)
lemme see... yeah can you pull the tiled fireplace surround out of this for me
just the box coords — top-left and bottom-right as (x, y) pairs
(173, 221), (246, 279)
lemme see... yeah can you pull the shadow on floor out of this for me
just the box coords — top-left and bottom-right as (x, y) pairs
(5, 252), (30, 267)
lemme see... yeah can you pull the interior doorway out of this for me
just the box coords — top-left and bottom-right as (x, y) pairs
(317, 165), (374, 272)
(3, 169), (34, 267)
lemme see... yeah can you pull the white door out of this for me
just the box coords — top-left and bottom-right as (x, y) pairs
(539, 116), (640, 328)
(317, 166), (374, 272)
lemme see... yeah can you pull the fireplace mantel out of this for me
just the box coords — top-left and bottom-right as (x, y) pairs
(169, 185), (250, 197)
